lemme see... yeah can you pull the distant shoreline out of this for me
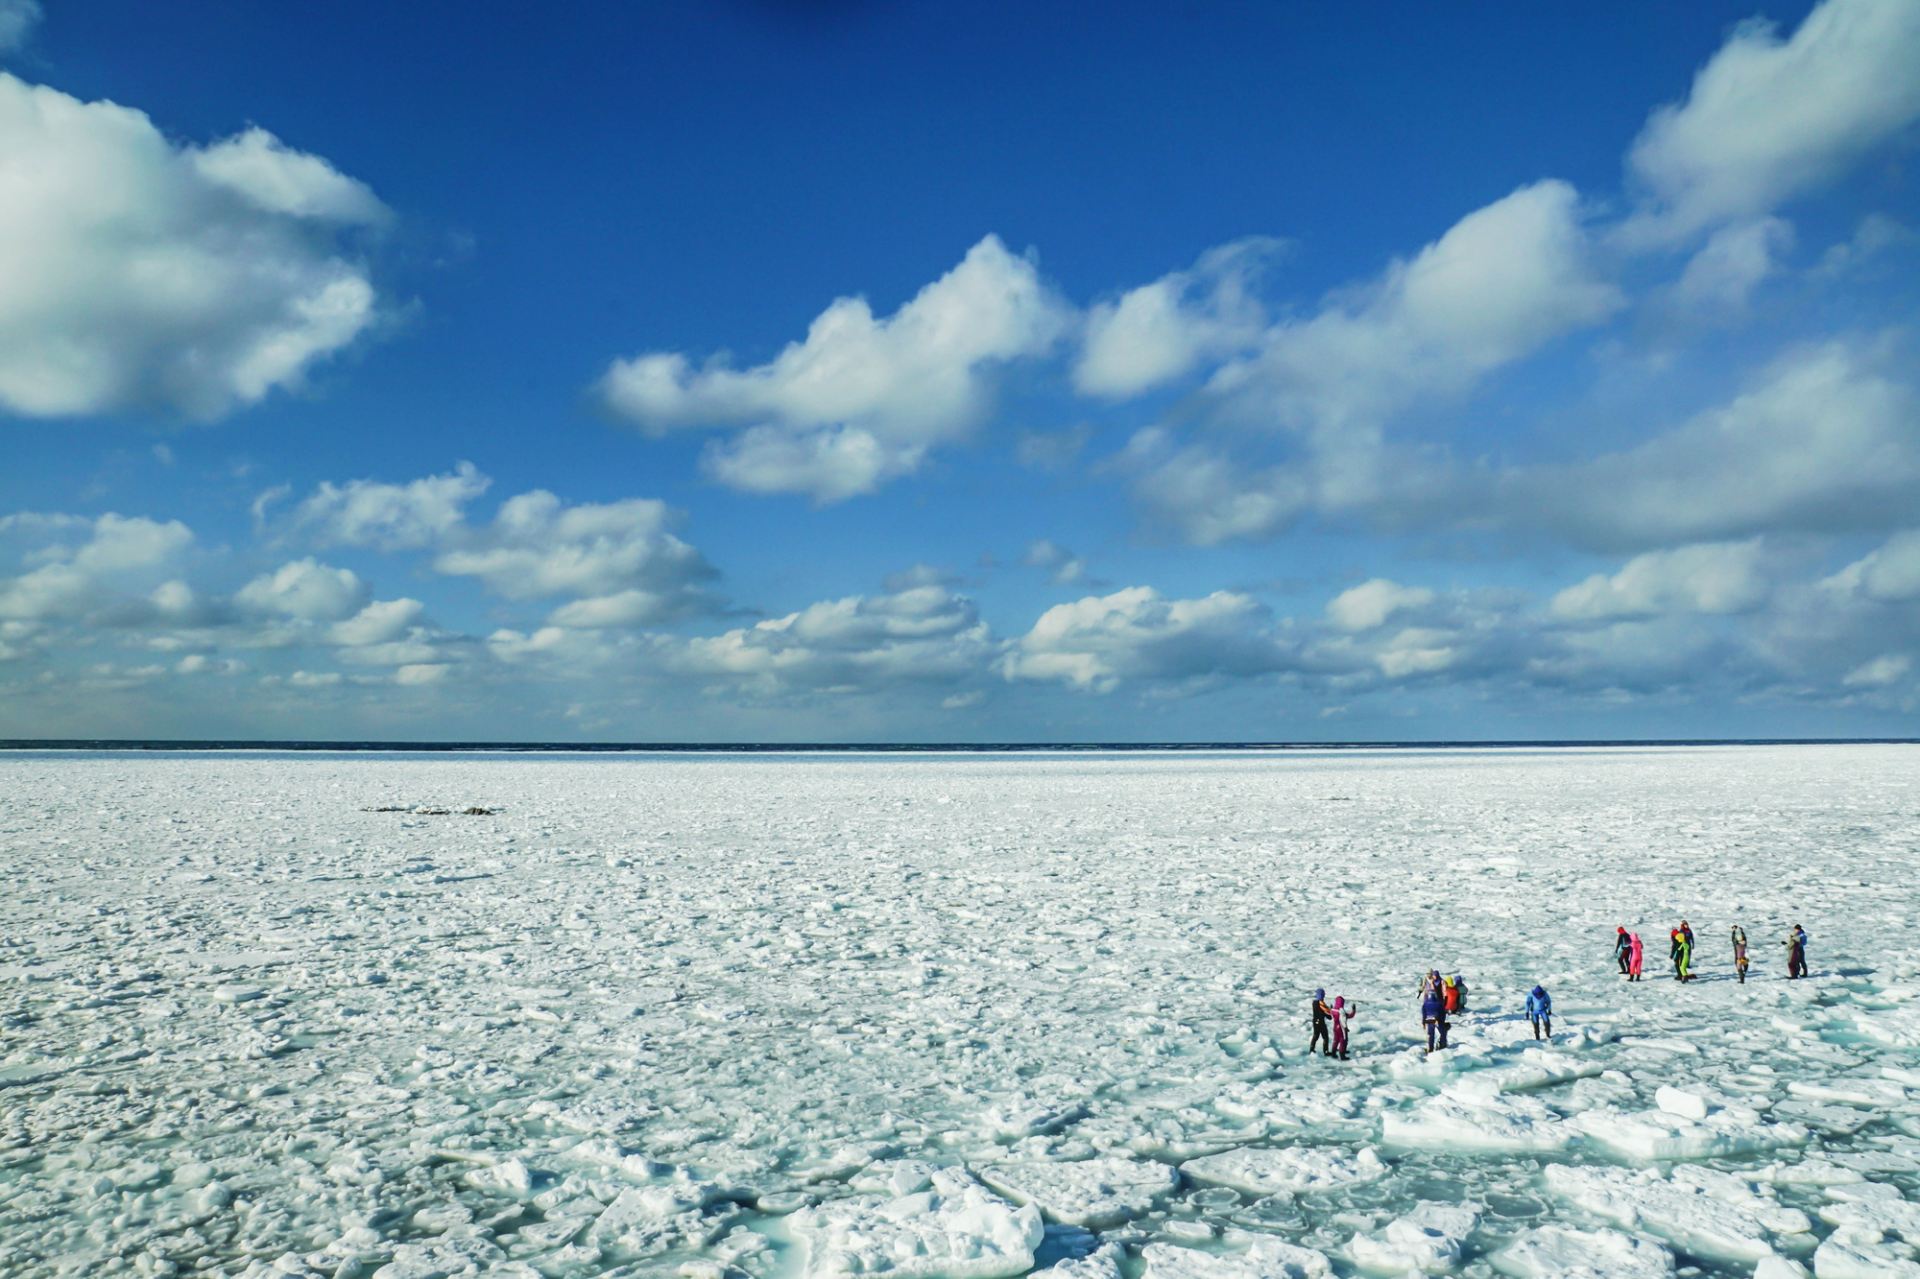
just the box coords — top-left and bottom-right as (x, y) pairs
(2, 738), (1915, 754)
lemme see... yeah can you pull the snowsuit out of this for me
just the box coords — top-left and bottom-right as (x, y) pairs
(1671, 930), (1692, 981)
(1330, 998), (1353, 1058)
(1628, 932), (1644, 980)
(1615, 928), (1632, 974)
(1421, 989), (1449, 1052)
(1310, 992), (1332, 1056)
(1732, 927), (1749, 984)
(1443, 977), (1462, 1014)
(1786, 927), (1808, 979)
(1526, 986), (1552, 1040)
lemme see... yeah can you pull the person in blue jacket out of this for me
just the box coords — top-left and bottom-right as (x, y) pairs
(1526, 984), (1553, 1041)
(1420, 984), (1449, 1053)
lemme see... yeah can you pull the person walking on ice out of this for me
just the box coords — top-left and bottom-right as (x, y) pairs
(1671, 926), (1693, 981)
(1628, 932), (1644, 981)
(1526, 984), (1552, 1040)
(1615, 926), (1632, 975)
(1421, 982), (1449, 1054)
(1310, 989), (1333, 1057)
(1330, 996), (1356, 1059)
(1785, 924), (1809, 979)
(1732, 925), (1749, 984)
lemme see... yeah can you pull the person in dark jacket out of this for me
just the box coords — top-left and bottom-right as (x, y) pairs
(1784, 924), (1809, 979)
(1526, 985), (1553, 1040)
(1310, 989), (1332, 1056)
(1732, 925), (1749, 984)
(1615, 926), (1632, 975)
(1421, 986), (1449, 1053)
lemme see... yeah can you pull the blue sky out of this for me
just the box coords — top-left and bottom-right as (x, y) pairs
(2, 0), (1918, 740)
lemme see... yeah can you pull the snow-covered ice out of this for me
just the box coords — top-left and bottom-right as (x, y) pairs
(1, 743), (1918, 1279)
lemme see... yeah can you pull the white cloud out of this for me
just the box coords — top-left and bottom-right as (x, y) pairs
(1843, 653), (1911, 687)
(1209, 181), (1622, 442)
(1515, 340), (1920, 549)
(1021, 539), (1085, 585)
(0, 0), (41, 52)
(1671, 217), (1793, 312)
(0, 514), (193, 620)
(1551, 541), (1769, 621)
(328, 598), (425, 647)
(1624, 0), (1920, 243)
(1000, 586), (1288, 693)
(0, 73), (385, 419)
(433, 489), (714, 611)
(287, 669), (343, 688)
(1074, 239), (1278, 398)
(235, 558), (368, 621)
(1825, 529), (1920, 601)
(599, 235), (1069, 501)
(393, 662), (449, 686)
(293, 462), (490, 550)
(1326, 579), (1435, 632)
(190, 127), (388, 225)
(669, 583), (991, 696)
(1122, 183), (1623, 543)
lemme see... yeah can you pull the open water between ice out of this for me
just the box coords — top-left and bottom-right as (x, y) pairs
(1, 745), (1917, 1278)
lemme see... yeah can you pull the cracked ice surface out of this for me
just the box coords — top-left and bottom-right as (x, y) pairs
(1, 745), (1919, 1279)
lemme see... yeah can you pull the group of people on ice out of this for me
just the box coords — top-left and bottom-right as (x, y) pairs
(1311, 918), (1813, 1061)
(1613, 920), (1808, 983)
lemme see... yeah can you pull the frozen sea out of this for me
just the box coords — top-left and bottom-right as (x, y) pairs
(2, 745), (1918, 1279)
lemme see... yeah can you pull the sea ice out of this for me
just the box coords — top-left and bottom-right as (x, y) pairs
(976, 1156), (1179, 1227)
(788, 1168), (1044, 1279)
(1489, 1223), (1674, 1278)
(1180, 1146), (1388, 1196)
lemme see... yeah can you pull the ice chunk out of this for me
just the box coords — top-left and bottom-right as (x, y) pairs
(1543, 1165), (1810, 1265)
(1654, 1087), (1708, 1120)
(1489, 1224), (1673, 1278)
(976, 1156), (1178, 1227)
(1572, 1103), (1808, 1162)
(790, 1168), (1044, 1279)
(1032, 1243), (1125, 1279)
(1812, 1198), (1920, 1279)
(1180, 1145), (1387, 1195)
(1383, 1094), (1574, 1155)
(1141, 1237), (1332, 1279)
(1346, 1201), (1478, 1274)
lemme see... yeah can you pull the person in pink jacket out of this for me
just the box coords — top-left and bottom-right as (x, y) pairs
(1627, 932), (1645, 981)
(1329, 996), (1356, 1059)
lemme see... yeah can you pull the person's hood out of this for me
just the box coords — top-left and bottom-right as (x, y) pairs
(1533, 985), (1546, 997)
(1315, 988), (1324, 1000)
(1332, 997), (1344, 1009)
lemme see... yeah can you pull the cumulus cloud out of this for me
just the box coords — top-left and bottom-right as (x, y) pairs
(235, 558), (368, 621)
(1843, 653), (1911, 688)
(598, 236), (1069, 501)
(668, 583), (991, 697)
(1074, 239), (1279, 399)
(1670, 217), (1793, 312)
(328, 598), (425, 647)
(1021, 539), (1085, 585)
(1000, 586), (1289, 693)
(433, 490), (715, 620)
(1551, 541), (1770, 621)
(0, 73), (386, 420)
(1511, 340), (1920, 549)
(1824, 529), (1920, 601)
(292, 462), (490, 550)
(1209, 181), (1622, 441)
(1326, 579), (1435, 632)
(0, 514), (194, 620)
(1624, 0), (1920, 243)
